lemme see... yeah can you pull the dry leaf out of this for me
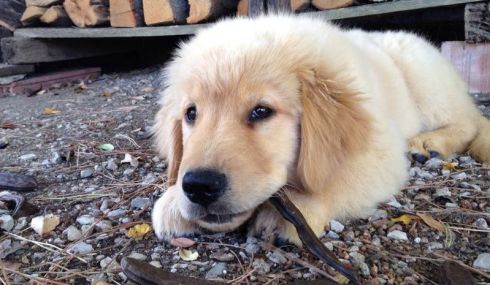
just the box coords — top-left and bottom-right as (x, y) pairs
(127, 224), (151, 240)
(416, 213), (445, 232)
(77, 81), (88, 90)
(103, 89), (112, 97)
(0, 260), (22, 271)
(179, 248), (199, 261)
(43, 107), (60, 115)
(121, 153), (139, 167)
(0, 122), (19, 129)
(97, 143), (114, 152)
(391, 214), (416, 225)
(171, 237), (196, 248)
(442, 161), (458, 171)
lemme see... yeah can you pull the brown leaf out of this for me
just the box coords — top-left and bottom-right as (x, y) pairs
(42, 107), (60, 115)
(0, 260), (22, 271)
(417, 213), (445, 232)
(0, 122), (19, 129)
(170, 237), (196, 248)
(102, 89), (112, 97)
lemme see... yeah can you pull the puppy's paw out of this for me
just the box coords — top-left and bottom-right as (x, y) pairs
(408, 136), (442, 163)
(249, 204), (301, 246)
(152, 187), (199, 241)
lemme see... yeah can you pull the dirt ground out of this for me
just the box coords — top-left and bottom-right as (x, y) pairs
(1, 67), (489, 285)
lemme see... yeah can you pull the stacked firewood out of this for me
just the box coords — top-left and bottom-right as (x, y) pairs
(18, 0), (385, 28)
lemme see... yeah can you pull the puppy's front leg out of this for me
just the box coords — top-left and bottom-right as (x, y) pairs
(152, 186), (199, 241)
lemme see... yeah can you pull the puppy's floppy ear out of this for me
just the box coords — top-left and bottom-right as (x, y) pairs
(297, 69), (371, 192)
(153, 88), (183, 186)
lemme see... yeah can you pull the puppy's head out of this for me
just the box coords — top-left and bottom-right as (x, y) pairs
(153, 16), (370, 232)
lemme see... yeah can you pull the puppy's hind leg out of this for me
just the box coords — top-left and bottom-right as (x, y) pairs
(408, 121), (478, 163)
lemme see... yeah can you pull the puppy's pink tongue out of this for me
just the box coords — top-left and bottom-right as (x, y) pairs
(269, 190), (361, 285)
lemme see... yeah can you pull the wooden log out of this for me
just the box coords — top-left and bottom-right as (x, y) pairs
(110, 0), (143, 27)
(237, 0), (248, 16)
(20, 6), (47, 26)
(291, 0), (311, 12)
(465, 2), (490, 43)
(40, 5), (71, 26)
(63, 0), (109, 27)
(266, 0), (291, 13)
(142, 0), (173, 25)
(312, 0), (353, 10)
(0, 1), (25, 31)
(25, 0), (62, 7)
(250, 0), (266, 16)
(187, 0), (238, 24)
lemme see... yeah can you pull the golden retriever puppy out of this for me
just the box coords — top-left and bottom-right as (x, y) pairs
(151, 15), (490, 244)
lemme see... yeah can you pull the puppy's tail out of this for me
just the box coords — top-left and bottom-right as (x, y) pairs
(468, 116), (490, 164)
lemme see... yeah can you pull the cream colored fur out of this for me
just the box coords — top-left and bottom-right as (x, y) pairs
(151, 15), (490, 244)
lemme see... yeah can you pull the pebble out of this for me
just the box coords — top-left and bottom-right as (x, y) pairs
(0, 214), (14, 231)
(100, 199), (112, 211)
(70, 242), (94, 254)
(252, 258), (271, 274)
(424, 158), (443, 169)
(244, 237), (260, 255)
(473, 253), (490, 271)
(205, 262), (227, 280)
(323, 242), (334, 251)
(451, 172), (467, 180)
(427, 242), (443, 251)
(143, 173), (157, 185)
(359, 262), (370, 277)
(474, 218), (488, 230)
(149, 261), (162, 268)
(106, 158), (118, 171)
(330, 220), (345, 233)
(128, 252), (146, 261)
(435, 187), (451, 197)
(370, 209), (388, 220)
(387, 230), (408, 241)
(210, 250), (235, 262)
(100, 257), (113, 269)
(131, 197), (151, 209)
(13, 217), (27, 232)
(50, 151), (62, 164)
(63, 225), (82, 241)
(20, 153), (37, 161)
(387, 197), (402, 208)
(266, 250), (287, 264)
(107, 209), (127, 220)
(326, 230), (340, 239)
(95, 220), (112, 232)
(123, 168), (134, 177)
(0, 137), (8, 149)
(349, 252), (365, 264)
(77, 215), (95, 225)
(80, 169), (94, 178)
(0, 239), (12, 258)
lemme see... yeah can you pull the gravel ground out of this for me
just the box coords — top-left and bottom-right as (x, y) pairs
(0, 67), (489, 285)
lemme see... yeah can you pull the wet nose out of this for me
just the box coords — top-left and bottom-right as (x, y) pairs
(182, 169), (227, 206)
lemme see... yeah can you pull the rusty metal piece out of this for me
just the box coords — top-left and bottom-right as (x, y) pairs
(0, 172), (37, 192)
(269, 191), (360, 285)
(121, 257), (224, 285)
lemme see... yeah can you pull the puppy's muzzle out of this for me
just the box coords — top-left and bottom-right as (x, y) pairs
(182, 169), (227, 207)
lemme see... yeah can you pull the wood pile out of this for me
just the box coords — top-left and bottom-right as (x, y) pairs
(3, 0), (392, 29)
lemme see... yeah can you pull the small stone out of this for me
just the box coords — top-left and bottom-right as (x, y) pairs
(0, 214), (14, 231)
(244, 237), (260, 255)
(70, 242), (93, 254)
(30, 214), (60, 236)
(349, 252), (365, 265)
(451, 172), (467, 180)
(441, 169), (451, 176)
(474, 218), (488, 230)
(359, 262), (370, 277)
(414, 237), (421, 243)
(252, 258), (271, 274)
(95, 220), (112, 232)
(80, 169), (94, 178)
(435, 187), (451, 197)
(128, 252), (146, 261)
(323, 242), (334, 251)
(63, 225), (82, 241)
(370, 209), (388, 220)
(387, 230), (408, 241)
(326, 230), (339, 239)
(424, 158), (443, 169)
(210, 250), (234, 262)
(142, 173), (157, 185)
(20, 153), (37, 161)
(100, 257), (113, 269)
(106, 158), (118, 171)
(13, 217), (27, 232)
(77, 215), (95, 225)
(330, 220), (345, 233)
(131, 197), (150, 209)
(427, 242), (443, 251)
(123, 168), (134, 177)
(266, 250), (287, 264)
(387, 197), (402, 208)
(474, 253), (490, 271)
(205, 262), (227, 280)
(0, 137), (8, 149)
(149, 261), (162, 268)
(107, 209), (127, 220)
(50, 151), (62, 164)
(100, 200), (112, 211)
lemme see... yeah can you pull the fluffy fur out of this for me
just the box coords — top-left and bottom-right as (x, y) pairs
(152, 15), (490, 244)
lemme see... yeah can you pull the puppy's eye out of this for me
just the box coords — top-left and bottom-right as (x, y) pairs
(185, 106), (197, 123)
(249, 105), (274, 122)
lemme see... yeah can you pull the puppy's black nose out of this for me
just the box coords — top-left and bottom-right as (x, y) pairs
(182, 169), (227, 206)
